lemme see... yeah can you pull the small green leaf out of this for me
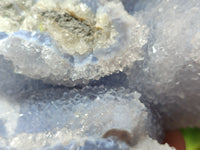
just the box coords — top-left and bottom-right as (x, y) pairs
(181, 128), (200, 150)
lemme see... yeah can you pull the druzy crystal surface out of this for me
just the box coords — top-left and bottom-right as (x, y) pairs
(0, 56), (165, 149)
(0, 0), (148, 86)
(126, 0), (200, 129)
(0, 0), (200, 149)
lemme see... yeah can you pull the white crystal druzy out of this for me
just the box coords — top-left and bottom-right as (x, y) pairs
(0, 85), (161, 149)
(0, 0), (148, 86)
(127, 0), (200, 129)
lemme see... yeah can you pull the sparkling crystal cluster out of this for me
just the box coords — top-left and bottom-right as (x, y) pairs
(1, 0), (200, 149)
(126, 0), (200, 129)
(0, 0), (165, 149)
(0, 0), (148, 86)
(0, 63), (163, 149)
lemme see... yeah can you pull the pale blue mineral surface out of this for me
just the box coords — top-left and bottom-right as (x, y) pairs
(0, 0), (200, 150)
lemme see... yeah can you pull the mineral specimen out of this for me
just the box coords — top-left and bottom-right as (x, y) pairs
(1, 0), (200, 149)
(0, 0), (148, 86)
(126, 0), (200, 129)
(0, 61), (162, 149)
(0, 0), (36, 32)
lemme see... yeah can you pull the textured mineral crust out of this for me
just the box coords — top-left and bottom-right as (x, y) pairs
(0, 56), (171, 149)
(0, 0), (148, 86)
(0, 57), (161, 149)
(0, 0), (35, 32)
(126, 0), (200, 129)
(0, 0), (200, 150)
